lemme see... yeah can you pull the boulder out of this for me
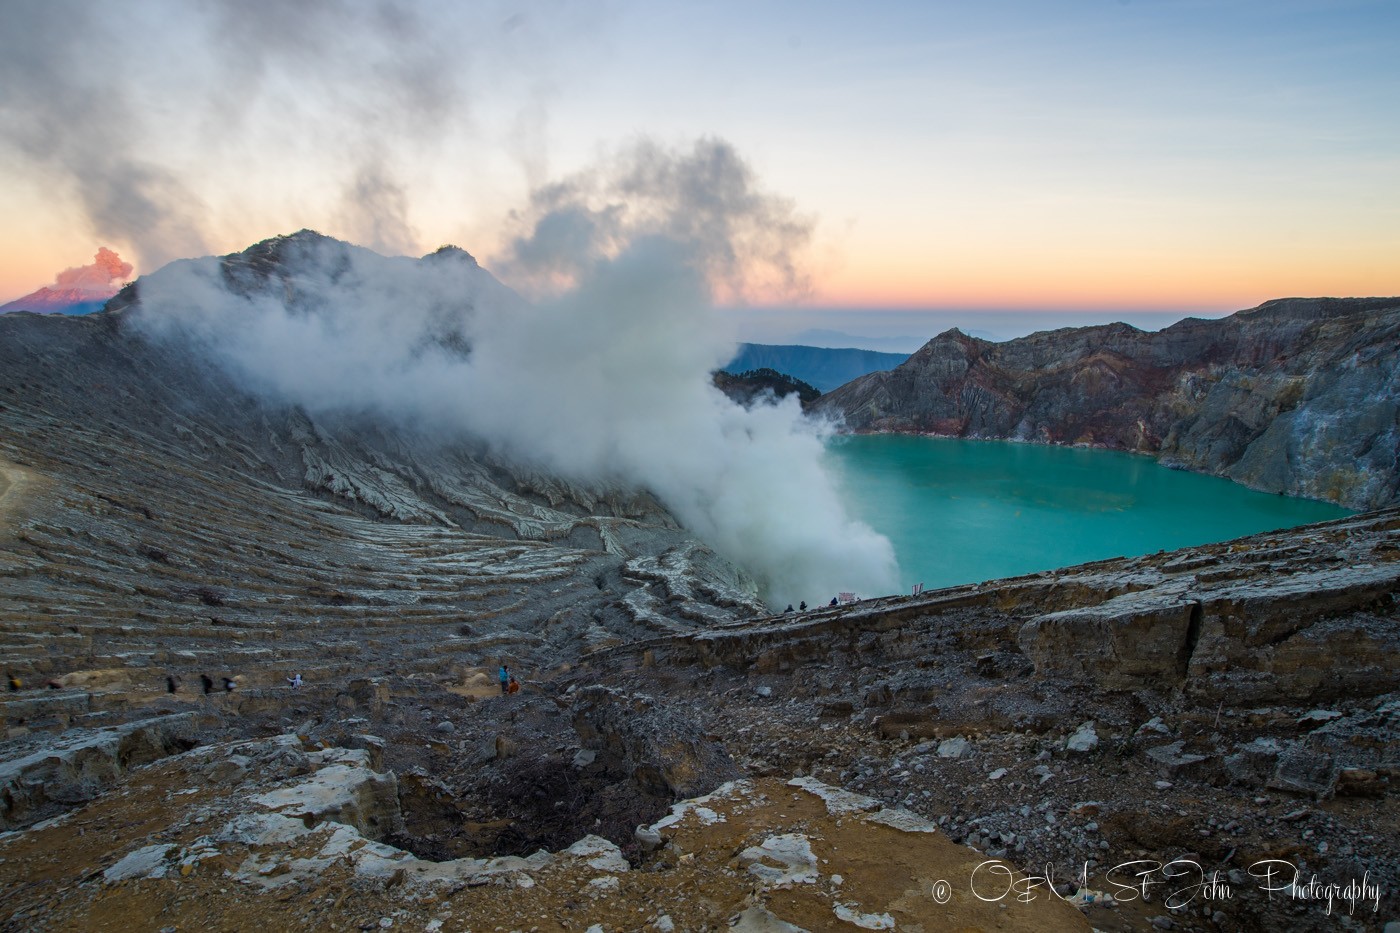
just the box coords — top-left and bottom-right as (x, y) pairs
(1268, 745), (1338, 798)
(1223, 738), (1281, 786)
(1066, 722), (1099, 754)
(1019, 595), (1199, 690)
(937, 737), (970, 759)
(1144, 741), (1214, 780)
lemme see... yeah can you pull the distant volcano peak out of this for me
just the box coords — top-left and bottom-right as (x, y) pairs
(1, 246), (134, 316)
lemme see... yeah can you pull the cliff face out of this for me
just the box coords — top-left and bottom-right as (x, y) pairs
(815, 297), (1400, 510)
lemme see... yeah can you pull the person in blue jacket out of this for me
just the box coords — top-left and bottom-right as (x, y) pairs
(499, 664), (510, 695)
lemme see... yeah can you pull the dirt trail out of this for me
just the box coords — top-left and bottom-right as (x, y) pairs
(0, 459), (46, 537)
(0, 461), (20, 522)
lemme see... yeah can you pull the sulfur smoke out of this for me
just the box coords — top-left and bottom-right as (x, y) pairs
(134, 140), (898, 607)
(3, 2), (898, 601)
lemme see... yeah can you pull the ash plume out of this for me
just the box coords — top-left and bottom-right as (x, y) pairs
(133, 139), (898, 607)
(53, 247), (133, 292)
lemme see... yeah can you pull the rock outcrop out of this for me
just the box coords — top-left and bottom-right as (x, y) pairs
(816, 298), (1400, 510)
(0, 713), (198, 830)
(712, 367), (821, 407)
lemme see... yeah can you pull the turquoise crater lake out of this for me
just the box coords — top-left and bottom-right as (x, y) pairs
(827, 435), (1353, 594)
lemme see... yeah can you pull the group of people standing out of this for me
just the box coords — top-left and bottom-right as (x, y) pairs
(11, 671), (303, 697)
(170, 673), (238, 695)
(782, 596), (847, 613)
(166, 673), (305, 694)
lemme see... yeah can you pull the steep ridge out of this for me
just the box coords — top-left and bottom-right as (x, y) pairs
(816, 298), (1400, 510)
(0, 233), (764, 693)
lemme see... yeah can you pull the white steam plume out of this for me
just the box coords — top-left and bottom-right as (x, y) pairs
(134, 139), (898, 607)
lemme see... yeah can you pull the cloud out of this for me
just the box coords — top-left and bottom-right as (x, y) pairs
(132, 139), (898, 607)
(0, 2), (210, 269)
(0, 0), (504, 269)
(501, 138), (813, 305)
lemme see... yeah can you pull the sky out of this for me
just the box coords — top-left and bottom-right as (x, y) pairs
(2, 0), (1397, 344)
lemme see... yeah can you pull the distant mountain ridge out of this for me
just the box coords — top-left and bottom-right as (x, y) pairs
(815, 297), (1400, 511)
(0, 286), (114, 316)
(722, 343), (908, 392)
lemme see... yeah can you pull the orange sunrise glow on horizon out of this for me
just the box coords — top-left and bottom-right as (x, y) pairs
(1, 1), (1396, 337)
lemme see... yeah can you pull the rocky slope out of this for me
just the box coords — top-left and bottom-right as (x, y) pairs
(2, 239), (1397, 931)
(816, 298), (1400, 510)
(0, 232), (766, 689)
(2, 510), (1395, 932)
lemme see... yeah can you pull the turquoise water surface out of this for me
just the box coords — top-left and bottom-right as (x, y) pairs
(827, 435), (1352, 593)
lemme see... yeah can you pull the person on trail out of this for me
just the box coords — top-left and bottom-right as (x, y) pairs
(829, 597), (838, 607)
(7, 674), (20, 692)
(287, 673), (303, 689)
(166, 674), (180, 694)
(784, 604), (794, 613)
(507, 676), (520, 695)
(499, 664), (510, 695)
(222, 676), (236, 693)
(799, 601), (807, 611)
(200, 674), (214, 695)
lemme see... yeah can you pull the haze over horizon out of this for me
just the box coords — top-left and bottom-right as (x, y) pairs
(2, 1), (1397, 335)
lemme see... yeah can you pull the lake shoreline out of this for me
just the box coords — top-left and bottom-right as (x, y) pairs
(826, 433), (1352, 594)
